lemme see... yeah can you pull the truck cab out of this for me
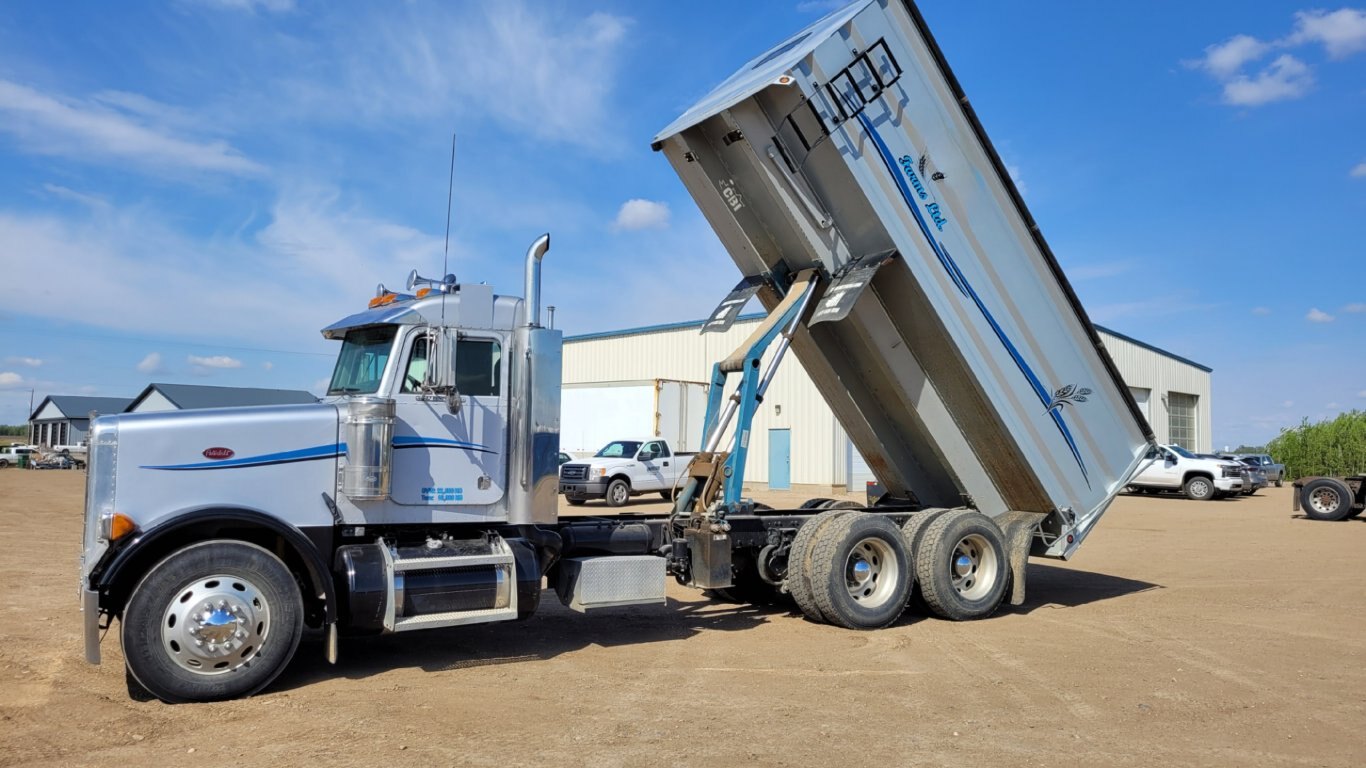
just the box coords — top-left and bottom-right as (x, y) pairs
(1129, 444), (1245, 500)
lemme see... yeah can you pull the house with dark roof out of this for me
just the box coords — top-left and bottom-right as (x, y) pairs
(124, 383), (318, 413)
(28, 395), (134, 448)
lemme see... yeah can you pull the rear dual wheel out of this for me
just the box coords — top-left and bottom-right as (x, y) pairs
(913, 510), (1009, 622)
(787, 510), (911, 629)
(1301, 478), (1356, 521)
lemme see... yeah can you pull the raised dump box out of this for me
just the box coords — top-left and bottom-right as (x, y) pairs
(654, 0), (1153, 557)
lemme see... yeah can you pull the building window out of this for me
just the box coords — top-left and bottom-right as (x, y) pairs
(1167, 392), (1198, 449)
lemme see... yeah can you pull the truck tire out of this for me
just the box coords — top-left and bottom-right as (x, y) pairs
(659, 491), (673, 501)
(785, 509), (858, 623)
(121, 540), (304, 704)
(0, 459), (8, 468)
(805, 513), (912, 629)
(1183, 475), (1216, 501)
(566, 497), (586, 506)
(605, 478), (631, 508)
(1275, 477), (1283, 488)
(1301, 478), (1355, 521)
(915, 510), (1009, 621)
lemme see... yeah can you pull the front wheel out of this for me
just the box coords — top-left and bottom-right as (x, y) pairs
(566, 497), (587, 506)
(1184, 476), (1216, 501)
(121, 540), (303, 703)
(604, 478), (631, 508)
(0, 459), (8, 468)
(1275, 478), (1283, 488)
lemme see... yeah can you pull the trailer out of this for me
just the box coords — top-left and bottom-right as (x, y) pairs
(560, 379), (708, 456)
(78, 0), (1152, 704)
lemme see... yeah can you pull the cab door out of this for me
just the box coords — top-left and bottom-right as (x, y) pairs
(390, 329), (507, 507)
(637, 440), (671, 491)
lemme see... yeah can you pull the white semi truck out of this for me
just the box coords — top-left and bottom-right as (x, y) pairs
(79, 0), (1153, 703)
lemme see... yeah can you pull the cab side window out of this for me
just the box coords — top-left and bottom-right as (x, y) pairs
(400, 336), (429, 394)
(642, 440), (670, 459)
(456, 339), (501, 397)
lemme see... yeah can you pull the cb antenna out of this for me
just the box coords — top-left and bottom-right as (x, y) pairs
(440, 131), (456, 328)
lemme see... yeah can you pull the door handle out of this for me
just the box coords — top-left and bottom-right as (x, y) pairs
(663, 461), (669, 466)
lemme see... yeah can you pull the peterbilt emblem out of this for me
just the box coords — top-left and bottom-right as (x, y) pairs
(202, 447), (235, 460)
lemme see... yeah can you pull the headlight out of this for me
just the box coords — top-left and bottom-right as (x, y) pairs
(593, 467), (608, 478)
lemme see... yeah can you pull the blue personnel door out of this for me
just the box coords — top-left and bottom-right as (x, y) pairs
(768, 429), (791, 490)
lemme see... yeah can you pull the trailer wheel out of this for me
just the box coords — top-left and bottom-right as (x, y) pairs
(915, 510), (1008, 621)
(1183, 475), (1216, 501)
(805, 513), (911, 629)
(785, 509), (858, 622)
(604, 478), (631, 507)
(1301, 478), (1354, 521)
(121, 540), (303, 704)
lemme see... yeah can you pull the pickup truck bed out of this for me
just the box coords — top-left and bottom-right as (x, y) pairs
(654, 0), (1152, 557)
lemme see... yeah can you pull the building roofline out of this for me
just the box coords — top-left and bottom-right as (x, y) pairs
(566, 314), (1212, 373)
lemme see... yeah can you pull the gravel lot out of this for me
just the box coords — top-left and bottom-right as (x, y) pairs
(1, 469), (1363, 767)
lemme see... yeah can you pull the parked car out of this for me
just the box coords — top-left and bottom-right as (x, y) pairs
(559, 438), (695, 507)
(1219, 453), (1285, 487)
(1128, 444), (1246, 500)
(0, 445), (37, 468)
(1198, 454), (1264, 495)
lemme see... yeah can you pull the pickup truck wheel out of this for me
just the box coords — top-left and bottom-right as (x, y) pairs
(605, 478), (631, 507)
(915, 510), (1008, 621)
(121, 540), (303, 703)
(1301, 478), (1354, 521)
(1275, 478), (1283, 488)
(0, 459), (8, 468)
(806, 513), (912, 629)
(1183, 475), (1216, 501)
(566, 497), (587, 506)
(785, 509), (858, 623)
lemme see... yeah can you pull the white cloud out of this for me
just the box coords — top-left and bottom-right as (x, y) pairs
(1345, 303), (1366, 313)
(1352, 162), (1366, 178)
(5, 356), (42, 367)
(612, 199), (670, 231)
(1194, 34), (1271, 79)
(1306, 307), (1335, 323)
(1251, 306), (1272, 316)
(136, 353), (164, 374)
(1283, 400), (1295, 408)
(1326, 401), (1341, 409)
(302, 4), (632, 152)
(262, 361), (274, 370)
(0, 372), (23, 388)
(41, 183), (109, 210)
(0, 79), (264, 177)
(1222, 55), (1313, 106)
(187, 355), (243, 369)
(1285, 8), (1366, 59)
(1359, 390), (1366, 398)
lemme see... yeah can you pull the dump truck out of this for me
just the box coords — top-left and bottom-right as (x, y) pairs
(79, 0), (1153, 704)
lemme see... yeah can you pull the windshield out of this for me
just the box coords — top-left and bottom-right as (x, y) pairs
(595, 441), (642, 458)
(328, 326), (397, 395)
(1166, 445), (1196, 459)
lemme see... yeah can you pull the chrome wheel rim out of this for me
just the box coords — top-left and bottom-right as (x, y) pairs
(950, 533), (998, 601)
(1190, 479), (1210, 497)
(161, 574), (271, 676)
(1309, 488), (1341, 514)
(844, 537), (898, 608)
(610, 484), (628, 504)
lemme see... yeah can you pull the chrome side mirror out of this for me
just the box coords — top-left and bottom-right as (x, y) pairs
(445, 390), (462, 415)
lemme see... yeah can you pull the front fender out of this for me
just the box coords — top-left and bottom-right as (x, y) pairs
(92, 506), (337, 624)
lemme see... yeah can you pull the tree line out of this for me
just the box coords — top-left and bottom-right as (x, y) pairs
(1266, 410), (1366, 479)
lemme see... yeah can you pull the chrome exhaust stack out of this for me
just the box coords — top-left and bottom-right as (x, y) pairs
(523, 233), (550, 327)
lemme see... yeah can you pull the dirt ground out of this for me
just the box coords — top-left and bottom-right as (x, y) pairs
(1, 470), (1363, 767)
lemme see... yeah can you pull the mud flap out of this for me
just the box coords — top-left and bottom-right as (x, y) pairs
(808, 249), (897, 326)
(994, 510), (1046, 606)
(702, 275), (765, 334)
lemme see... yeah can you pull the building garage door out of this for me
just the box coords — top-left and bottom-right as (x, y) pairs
(847, 439), (874, 492)
(1167, 392), (1198, 450)
(1128, 387), (1151, 427)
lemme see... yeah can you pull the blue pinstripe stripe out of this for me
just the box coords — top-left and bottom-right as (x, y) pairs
(854, 112), (1089, 486)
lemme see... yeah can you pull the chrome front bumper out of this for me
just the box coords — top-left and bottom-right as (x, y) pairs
(82, 587), (102, 664)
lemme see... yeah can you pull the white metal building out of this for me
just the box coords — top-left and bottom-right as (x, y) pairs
(563, 316), (1211, 490)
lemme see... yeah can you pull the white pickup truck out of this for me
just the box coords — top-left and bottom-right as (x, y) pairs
(558, 438), (694, 507)
(1128, 444), (1245, 500)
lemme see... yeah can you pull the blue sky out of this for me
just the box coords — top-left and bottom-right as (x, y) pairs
(0, 0), (1362, 448)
